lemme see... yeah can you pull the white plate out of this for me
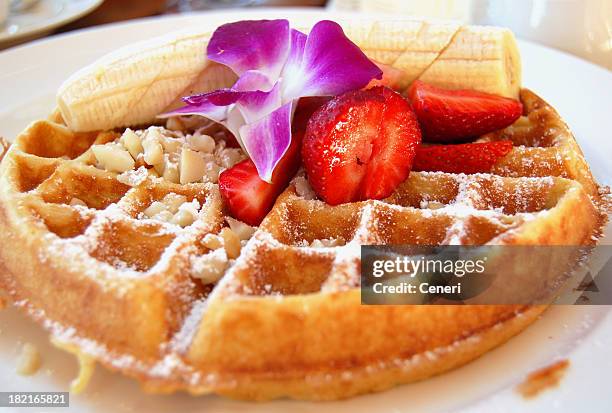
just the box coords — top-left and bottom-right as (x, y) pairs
(0, 9), (611, 413)
(0, 0), (102, 46)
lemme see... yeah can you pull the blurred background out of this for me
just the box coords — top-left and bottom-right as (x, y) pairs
(0, 0), (610, 69)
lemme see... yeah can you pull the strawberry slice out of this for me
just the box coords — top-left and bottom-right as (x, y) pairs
(219, 137), (300, 226)
(292, 96), (332, 136)
(408, 80), (523, 143)
(413, 141), (513, 174)
(218, 99), (329, 226)
(302, 86), (422, 205)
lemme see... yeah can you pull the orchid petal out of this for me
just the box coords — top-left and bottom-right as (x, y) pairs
(158, 98), (229, 123)
(225, 106), (247, 149)
(207, 19), (291, 80)
(232, 69), (273, 91)
(280, 29), (307, 91)
(282, 20), (382, 101)
(160, 70), (276, 126)
(235, 81), (282, 124)
(239, 102), (293, 183)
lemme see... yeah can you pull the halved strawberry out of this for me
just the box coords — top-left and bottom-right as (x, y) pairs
(302, 86), (422, 205)
(413, 141), (513, 174)
(292, 96), (332, 136)
(219, 134), (301, 226)
(408, 80), (523, 143)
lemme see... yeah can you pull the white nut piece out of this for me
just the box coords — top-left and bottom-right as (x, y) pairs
(180, 147), (206, 184)
(171, 210), (196, 227)
(171, 199), (201, 227)
(161, 137), (182, 154)
(294, 176), (316, 200)
(189, 134), (215, 153)
(162, 193), (188, 213)
(204, 163), (222, 184)
(142, 137), (163, 166)
(16, 342), (41, 376)
(201, 233), (223, 250)
(220, 227), (241, 259)
(220, 148), (245, 169)
(91, 144), (135, 173)
(162, 162), (180, 184)
(143, 201), (167, 218)
(152, 210), (174, 223)
(120, 128), (143, 159)
(226, 217), (256, 241)
(153, 154), (167, 176)
(191, 248), (228, 284)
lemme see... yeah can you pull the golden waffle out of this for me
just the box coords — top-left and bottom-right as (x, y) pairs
(0, 90), (607, 400)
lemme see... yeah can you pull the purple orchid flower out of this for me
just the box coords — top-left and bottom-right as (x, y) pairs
(160, 19), (382, 183)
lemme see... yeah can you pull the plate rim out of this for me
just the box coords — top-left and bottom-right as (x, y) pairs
(0, 0), (104, 43)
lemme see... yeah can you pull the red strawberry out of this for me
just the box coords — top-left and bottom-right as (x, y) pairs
(292, 96), (332, 136)
(408, 80), (523, 143)
(218, 98), (332, 225)
(302, 86), (422, 205)
(219, 129), (302, 226)
(413, 141), (513, 174)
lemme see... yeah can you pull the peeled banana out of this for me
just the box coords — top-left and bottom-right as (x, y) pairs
(57, 17), (521, 133)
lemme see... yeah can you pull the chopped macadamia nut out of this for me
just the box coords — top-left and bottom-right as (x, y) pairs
(220, 227), (241, 259)
(191, 248), (228, 284)
(153, 155), (166, 176)
(226, 217), (256, 241)
(162, 162), (180, 184)
(204, 163), (222, 184)
(16, 342), (41, 376)
(162, 193), (188, 213)
(171, 210), (197, 227)
(201, 233), (223, 250)
(180, 147), (206, 184)
(116, 166), (148, 187)
(69, 198), (87, 207)
(142, 136), (163, 166)
(143, 201), (167, 218)
(220, 148), (245, 169)
(92, 144), (135, 173)
(189, 134), (216, 153)
(152, 210), (174, 223)
(294, 176), (316, 200)
(170, 199), (201, 227)
(120, 129), (143, 159)
(143, 193), (198, 226)
(160, 137), (182, 154)
(93, 124), (246, 185)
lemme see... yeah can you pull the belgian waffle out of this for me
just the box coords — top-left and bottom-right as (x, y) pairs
(0, 85), (607, 400)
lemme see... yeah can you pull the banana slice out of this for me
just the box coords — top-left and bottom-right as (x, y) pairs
(57, 18), (521, 133)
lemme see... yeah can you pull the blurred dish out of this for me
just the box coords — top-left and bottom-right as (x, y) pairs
(11, 0), (41, 12)
(0, 0), (102, 48)
(0, 0), (9, 26)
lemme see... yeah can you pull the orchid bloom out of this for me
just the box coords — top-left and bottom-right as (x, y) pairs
(160, 19), (382, 183)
